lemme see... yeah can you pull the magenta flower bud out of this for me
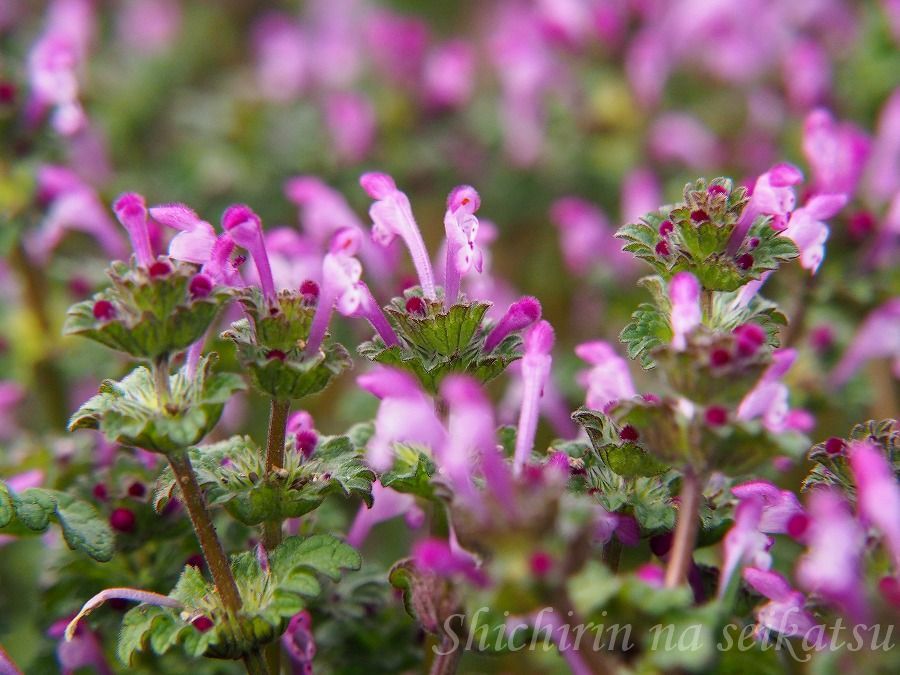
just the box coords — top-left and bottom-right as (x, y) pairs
(707, 184), (728, 196)
(294, 429), (318, 458)
(529, 551), (554, 577)
(690, 209), (708, 223)
(733, 323), (766, 356)
(704, 406), (728, 427)
(92, 483), (108, 501)
(185, 554), (204, 569)
(189, 273), (213, 299)
(222, 204), (275, 302)
(747, 237), (760, 249)
(786, 513), (809, 540)
(655, 240), (670, 256)
(483, 296), (542, 353)
(824, 437), (845, 455)
(658, 220), (674, 236)
(735, 253), (754, 270)
(127, 482), (146, 498)
(514, 320), (555, 474)
(360, 172), (436, 299)
(405, 296), (427, 316)
(148, 260), (172, 278)
(191, 616), (214, 633)
(710, 348), (731, 367)
(299, 279), (319, 304)
(114, 193), (154, 268)
(669, 272), (701, 351)
(266, 349), (287, 361)
(619, 425), (639, 442)
(92, 300), (116, 321)
(109, 508), (136, 533)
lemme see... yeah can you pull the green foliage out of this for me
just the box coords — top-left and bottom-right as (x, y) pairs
(223, 288), (351, 400)
(64, 258), (233, 360)
(154, 434), (374, 525)
(0, 483), (114, 561)
(118, 535), (361, 664)
(358, 288), (524, 393)
(68, 354), (245, 454)
(379, 444), (442, 500)
(617, 178), (798, 292)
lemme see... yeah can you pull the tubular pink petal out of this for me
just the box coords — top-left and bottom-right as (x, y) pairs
(222, 204), (275, 302)
(848, 440), (900, 567)
(513, 321), (554, 474)
(113, 192), (154, 267)
(483, 296), (542, 352)
(669, 272), (701, 350)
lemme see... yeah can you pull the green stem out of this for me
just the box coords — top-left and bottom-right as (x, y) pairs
(167, 450), (243, 614)
(701, 289), (714, 323)
(242, 650), (270, 675)
(601, 537), (622, 573)
(153, 356), (171, 408)
(664, 467), (702, 588)
(429, 639), (463, 675)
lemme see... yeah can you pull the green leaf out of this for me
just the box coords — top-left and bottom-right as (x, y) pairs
(0, 485), (114, 561)
(379, 444), (438, 499)
(155, 433), (375, 524)
(605, 443), (670, 478)
(271, 534), (362, 582)
(69, 354), (245, 454)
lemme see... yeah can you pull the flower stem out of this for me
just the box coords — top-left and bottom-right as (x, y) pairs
(664, 467), (702, 588)
(242, 650), (270, 675)
(701, 289), (714, 323)
(153, 355), (171, 407)
(167, 449), (243, 614)
(430, 639), (463, 675)
(262, 398), (290, 675)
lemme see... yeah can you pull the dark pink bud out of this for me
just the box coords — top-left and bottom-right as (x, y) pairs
(733, 323), (766, 356)
(266, 349), (287, 361)
(878, 577), (900, 608)
(747, 237), (760, 249)
(707, 185), (728, 196)
(710, 349), (731, 367)
(690, 209), (708, 223)
(655, 240), (670, 256)
(92, 483), (108, 501)
(658, 220), (674, 236)
(809, 325), (834, 352)
(405, 296), (428, 316)
(189, 273), (213, 299)
(0, 82), (16, 105)
(192, 616), (214, 632)
(529, 551), (554, 577)
(824, 437), (845, 455)
(786, 512), (809, 539)
(704, 406), (728, 427)
(848, 211), (876, 241)
(92, 300), (116, 321)
(68, 276), (92, 298)
(127, 482), (146, 498)
(109, 508), (136, 533)
(185, 554), (205, 569)
(736, 253), (753, 270)
(295, 429), (318, 458)
(642, 393), (661, 404)
(299, 279), (319, 304)
(148, 260), (172, 278)
(619, 425), (639, 442)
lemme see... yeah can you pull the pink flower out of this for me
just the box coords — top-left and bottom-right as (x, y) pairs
(251, 12), (307, 102)
(729, 163), (803, 254)
(423, 40), (475, 109)
(864, 88), (900, 204)
(440, 376), (497, 498)
(730, 481), (804, 534)
(802, 109), (870, 198)
(360, 172), (436, 299)
(575, 341), (636, 411)
(797, 489), (868, 621)
(412, 537), (486, 587)
(848, 440), (900, 569)
(49, 615), (112, 675)
(357, 367), (445, 471)
(743, 568), (821, 642)
(149, 203), (217, 265)
(514, 320), (555, 474)
(113, 193), (154, 268)
(782, 193), (847, 272)
(737, 349), (798, 432)
(669, 272), (701, 351)
(443, 185), (482, 308)
(718, 497), (773, 598)
(26, 167), (126, 263)
(483, 297), (542, 353)
(282, 611), (315, 675)
(222, 205), (275, 302)
(306, 231), (397, 354)
(346, 481), (423, 547)
(783, 40), (830, 110)
(550, 197), (632, 275)
(365, 11), (429, 88)
(621, 167), (662, 228)
(116, 0), (181, 55)
(831, 298), (900, 386)
(648, 113), (722, 169)
(324, 92), (376, 164)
